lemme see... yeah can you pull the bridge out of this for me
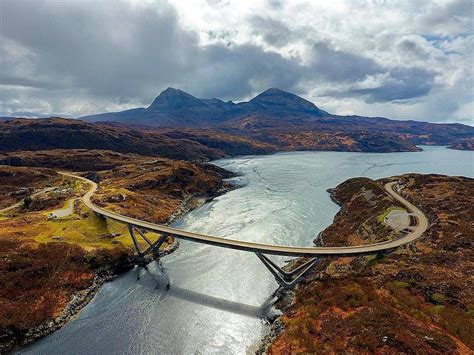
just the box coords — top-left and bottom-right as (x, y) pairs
(62, 172), (428, 288)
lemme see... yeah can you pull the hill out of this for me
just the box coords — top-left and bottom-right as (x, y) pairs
(0, 118), (274, 160)
(0, 117), (422, 155)
(266, 174), (473, 353)
(81, 88), (473, 148)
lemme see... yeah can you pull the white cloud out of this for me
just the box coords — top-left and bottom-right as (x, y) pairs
(0, 0), (472, 124)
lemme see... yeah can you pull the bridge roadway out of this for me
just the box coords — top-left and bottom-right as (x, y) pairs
(62, 172), (428, 258)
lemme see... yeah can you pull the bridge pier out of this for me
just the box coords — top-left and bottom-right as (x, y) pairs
(94, 211), (107, 222)
(128, 224), (168, 258)
(256, 253), (319, 288)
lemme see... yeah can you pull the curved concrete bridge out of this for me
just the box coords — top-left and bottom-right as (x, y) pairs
(62, 172), (428, 287)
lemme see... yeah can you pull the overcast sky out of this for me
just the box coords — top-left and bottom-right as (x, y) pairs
(0, 0), (473, 124)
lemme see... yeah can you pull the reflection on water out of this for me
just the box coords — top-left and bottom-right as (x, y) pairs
(21, 146), (473, 354)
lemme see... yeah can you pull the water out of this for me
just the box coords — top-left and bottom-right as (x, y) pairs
(21, 146), (473, 354)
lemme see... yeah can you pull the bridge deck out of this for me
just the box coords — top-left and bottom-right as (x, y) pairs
(62, 173), (428, 258)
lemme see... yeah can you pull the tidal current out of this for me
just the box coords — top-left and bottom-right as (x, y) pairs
(21, 146), (473, 354)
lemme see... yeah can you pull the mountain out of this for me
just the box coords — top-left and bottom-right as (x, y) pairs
(82, 87), (329, 126)
(244, 87), (328, 116)
(81, 87), (473, 149)
(148, 87), (212, 110)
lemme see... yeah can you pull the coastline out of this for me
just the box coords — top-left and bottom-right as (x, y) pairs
(8, 179), (238, 354)
(258, 174), (473, 353)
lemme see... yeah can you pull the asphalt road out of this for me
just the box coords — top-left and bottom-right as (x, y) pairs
(62, 172), (429, 257)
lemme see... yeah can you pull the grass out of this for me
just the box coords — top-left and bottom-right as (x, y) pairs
(1, 183), (166, 253)
(431, 293), (446, 305)
(33, 203), (165, 251)
(31, 180), (159, 250)
(392, 281), (410, 289)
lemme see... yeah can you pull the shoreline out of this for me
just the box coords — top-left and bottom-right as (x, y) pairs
(9, 179), (238, 353)
(257, 174), (473, 353)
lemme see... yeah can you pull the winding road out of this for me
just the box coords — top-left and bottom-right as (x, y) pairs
(0, 187), (54, 213)
(62, 172), (428, 258)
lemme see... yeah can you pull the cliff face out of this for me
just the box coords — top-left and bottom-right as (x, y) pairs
(268, 174), (474, 354)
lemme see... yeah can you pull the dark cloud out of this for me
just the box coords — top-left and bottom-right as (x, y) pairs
(0, 0), (470, 122)
(357, 67), (435, 103)
(0, 74), (63, 90)
(188, 43), (304, 99)
(397, 39), (431, 60)
(421, 0), (473, 33)
(0, 0), (308, 105)
(325, 67), (436, 103)
(249, 16), (295, 47)
(309, 42), (383, 82)
(0, 0), (200, 102)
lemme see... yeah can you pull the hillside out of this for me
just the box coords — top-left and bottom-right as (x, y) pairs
(0, 117), (422, 154)
(448, 138), (474, 151)
(0, 156), (234, 352)
(266, 174), (474, 353)
(0, 118), (274, 160)
(81, 88), (473, 148)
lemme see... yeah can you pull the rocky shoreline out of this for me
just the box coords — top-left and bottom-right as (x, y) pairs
(6, 182), (236, 354)
(11, 265), (128, 352)
(259, 174), (474, 353)
(5, 238), (180, 354)
(256, 287), (294, 354)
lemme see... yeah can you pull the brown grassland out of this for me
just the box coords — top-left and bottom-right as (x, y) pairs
(0, 152), (233, 352)
(268, 174), (473, 354)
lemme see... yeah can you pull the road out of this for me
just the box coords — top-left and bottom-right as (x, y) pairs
(0, 187), (54, 213)
(61, 172), (429, 258)
(50, 198), (76, 218)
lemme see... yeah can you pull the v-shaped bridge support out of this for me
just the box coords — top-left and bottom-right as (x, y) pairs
(128, 224), (318, 288)
(256, 253), (319, 289)
(128, 224), (168, 257)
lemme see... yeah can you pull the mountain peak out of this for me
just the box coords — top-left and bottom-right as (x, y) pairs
(148, 88), (206, 111)
(248, 88), (326, 115)
(261, 87), (289, 95)
(160, 87), (184, 95)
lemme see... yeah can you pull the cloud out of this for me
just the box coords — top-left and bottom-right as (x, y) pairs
(308, 42), (382, 83)
(0, 0), (472, 124)
(0, 0), (200, 101)
(331, 67), (436, 103)
(249, 16), (295, 48)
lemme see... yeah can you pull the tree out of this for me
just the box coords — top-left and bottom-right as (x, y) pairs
(22, 196), (32, 210)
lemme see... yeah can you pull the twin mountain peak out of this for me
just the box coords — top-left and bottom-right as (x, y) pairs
(83, 87), (329, 126)
(148, 87), (326, 113)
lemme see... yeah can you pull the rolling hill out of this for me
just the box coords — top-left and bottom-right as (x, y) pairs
(82, 88), (473, 148)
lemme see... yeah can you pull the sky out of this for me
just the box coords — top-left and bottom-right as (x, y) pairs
(0, 0), (473, 124)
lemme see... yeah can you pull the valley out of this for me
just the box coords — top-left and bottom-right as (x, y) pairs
(3, 147), (471, 354)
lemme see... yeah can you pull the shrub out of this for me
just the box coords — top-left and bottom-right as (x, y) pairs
(431, 293), (446, 304)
